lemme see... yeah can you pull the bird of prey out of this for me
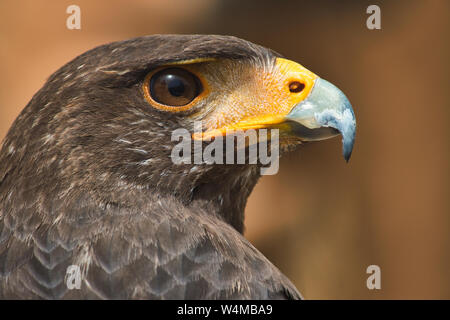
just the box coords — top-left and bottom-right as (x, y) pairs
(0, 35), (355, 299)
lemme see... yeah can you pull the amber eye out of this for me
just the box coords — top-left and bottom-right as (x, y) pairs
(149, 68), (202, 107)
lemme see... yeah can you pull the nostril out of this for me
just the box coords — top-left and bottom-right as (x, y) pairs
(289, 81), (305, 93)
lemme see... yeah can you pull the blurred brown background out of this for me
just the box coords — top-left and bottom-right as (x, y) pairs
(0, 0), (448, 299)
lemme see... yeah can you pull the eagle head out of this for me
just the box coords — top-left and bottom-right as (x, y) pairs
(0, 35), (355, 233)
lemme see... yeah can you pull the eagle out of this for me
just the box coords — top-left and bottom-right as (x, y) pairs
(0, 35), (355, 299)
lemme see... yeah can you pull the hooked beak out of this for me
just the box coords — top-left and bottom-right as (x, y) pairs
(191, 57), (355, 162)
(285, 78), (356, 161)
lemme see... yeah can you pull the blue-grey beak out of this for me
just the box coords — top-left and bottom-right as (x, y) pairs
(285, 78), (356, 161)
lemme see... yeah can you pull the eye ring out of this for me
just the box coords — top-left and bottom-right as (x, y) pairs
(143, 67), (205, 112)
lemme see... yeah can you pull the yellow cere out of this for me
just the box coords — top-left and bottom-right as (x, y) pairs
(193, 57), (318, 140)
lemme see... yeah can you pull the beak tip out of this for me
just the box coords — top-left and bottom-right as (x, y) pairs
(342, 128), (355, 162)
(343, 147), (352, 162)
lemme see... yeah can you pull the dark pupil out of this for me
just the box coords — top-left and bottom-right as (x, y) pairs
(166, 75), (185, 97)
(149, 68), (201, 107)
